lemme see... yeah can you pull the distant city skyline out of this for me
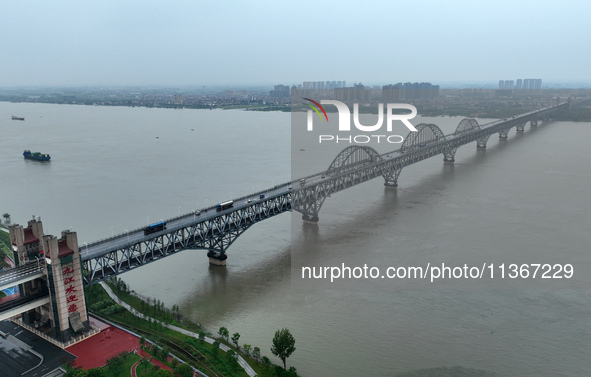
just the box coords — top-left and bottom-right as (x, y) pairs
(1, 1), (590, 87)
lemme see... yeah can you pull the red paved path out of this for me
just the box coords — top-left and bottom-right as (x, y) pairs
(66, 317), (141, 369)
(66, 316), (171, 372)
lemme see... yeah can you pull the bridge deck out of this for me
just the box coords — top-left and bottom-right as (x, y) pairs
(0, 291), (50, 321)
(0, 262), (45, 291)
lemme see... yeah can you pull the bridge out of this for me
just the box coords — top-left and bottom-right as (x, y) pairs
(74, 100), (571, 285)
(0, 99), (574, 344)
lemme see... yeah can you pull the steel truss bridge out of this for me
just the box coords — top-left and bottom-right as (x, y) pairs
(78, 101), (571, 285)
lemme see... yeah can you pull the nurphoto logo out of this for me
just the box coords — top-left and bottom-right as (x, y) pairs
(304, 98), (418, 144)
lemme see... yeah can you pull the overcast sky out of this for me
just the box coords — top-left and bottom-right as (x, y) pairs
(1, 0), (589, 87)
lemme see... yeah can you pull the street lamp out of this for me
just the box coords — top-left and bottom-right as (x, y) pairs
(125, 230), (129, 243)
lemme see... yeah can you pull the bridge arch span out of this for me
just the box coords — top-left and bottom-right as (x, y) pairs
(400, 123), (446, 152)
(454, 118), (480, 135)
(326, 145), (383, 175)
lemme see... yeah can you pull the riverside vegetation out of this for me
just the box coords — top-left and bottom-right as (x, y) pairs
(79, 278), (299, 377)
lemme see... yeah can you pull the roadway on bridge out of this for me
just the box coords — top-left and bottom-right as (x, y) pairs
(0, 261), (45, 291)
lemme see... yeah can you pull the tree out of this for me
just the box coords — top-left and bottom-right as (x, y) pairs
(139, 335), (146, 348)
(64, 369), (86, 377)
(231, 332), (240, 349)
(198, 331), (206, 344)
(243, 344), (252, 357)
(152, 345), (162, 359)
(160, 345), (170, 362)
(252, 346), (261, 361)
(2, 213), (10, 225)
(140, 356), (151, 372)
(106, 354), (125, 377)
(262, 356), (271, 372)
(218, 326), (229, 342)
(270, 328), (296, 369)
(226, 349), (239, 371)
(173, 363), (193, 377)
(153, 370), (173, 377)
(86, 368), (106, 377)
(212, 340), (220, 355)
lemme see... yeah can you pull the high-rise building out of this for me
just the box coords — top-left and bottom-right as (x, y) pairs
(400, 82), (439, 99)
(269, 85), (290, 98)
(334, 83), (367, 101)
(499, 78), (542, 91)
(382, 84), (402, 101)
(516, 78), (542, 91)
(302, 80), (345, 90)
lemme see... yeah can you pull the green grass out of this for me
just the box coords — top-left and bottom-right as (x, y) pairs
(85, 281), (299, 377)
(84, 283), (254, 377)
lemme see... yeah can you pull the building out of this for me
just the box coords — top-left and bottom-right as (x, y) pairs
(334, 83), (367, 102)
(500, 78), (542, 91)
(498, 80), (514, 90)
(401, 82), (440, 99)
(382, 84), (402, 102)
(302, 81), (345, 90)
(8, 219), (92, 344)
(269, 85), (290, 98)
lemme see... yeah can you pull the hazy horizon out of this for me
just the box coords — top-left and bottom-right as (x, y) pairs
(1, 0), (590, 87)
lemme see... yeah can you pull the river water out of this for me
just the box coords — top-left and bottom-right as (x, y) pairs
(1, 102), (590, 376)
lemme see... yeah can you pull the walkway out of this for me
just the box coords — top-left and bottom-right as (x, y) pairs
(131, 349), (173, 377)
(99, 281), (257, 377)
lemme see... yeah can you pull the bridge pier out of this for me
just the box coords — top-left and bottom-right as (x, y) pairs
(530, 120), (538, 127)
(499, 130), (509, 139)
(477, 136), (489, 149)
(207, 250), (228, 266)
(516, 123), (526, 133)
(302, 214), (319, 224)
(443, 152), (455, 163)
(383, 168), (402, 189)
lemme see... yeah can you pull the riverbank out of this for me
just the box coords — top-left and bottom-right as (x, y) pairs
(84, 280), (298, 377)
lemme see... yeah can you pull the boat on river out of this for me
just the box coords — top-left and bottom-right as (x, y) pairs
(23, 150), (51, 161)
